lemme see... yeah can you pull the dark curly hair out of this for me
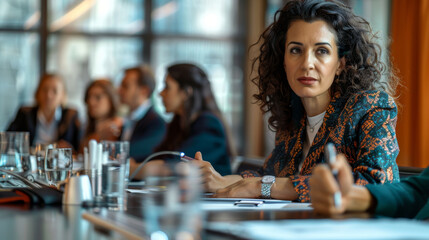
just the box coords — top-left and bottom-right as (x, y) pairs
(252, 0), (399, 132)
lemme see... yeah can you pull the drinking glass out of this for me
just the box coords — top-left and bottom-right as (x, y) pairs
(101, 141), (130, 209)
(33, 143), (56, 176)
(143, 161), (203, 240)
(45, 148), (73, 186)
(0, 132), (30, 175)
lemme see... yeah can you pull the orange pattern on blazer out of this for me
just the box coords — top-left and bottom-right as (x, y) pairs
(242, 90), (400, 202)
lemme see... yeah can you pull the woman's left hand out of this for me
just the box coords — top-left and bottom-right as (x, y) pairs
(214, 177), (262, 198)
(192, 152), (242, 192)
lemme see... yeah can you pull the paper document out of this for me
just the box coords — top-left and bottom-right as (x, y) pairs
(201, 201), (311, 211)
(207, 219), (429, 239)
(201, 198), (291, 203)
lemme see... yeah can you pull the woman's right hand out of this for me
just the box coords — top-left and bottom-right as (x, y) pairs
(192, 151), (241, 192)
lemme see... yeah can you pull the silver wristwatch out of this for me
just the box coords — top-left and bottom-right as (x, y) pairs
(261, 175), (275, 199)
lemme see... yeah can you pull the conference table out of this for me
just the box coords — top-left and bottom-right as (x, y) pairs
(0, 191), (367, 240)
(0, 191), (427, 240)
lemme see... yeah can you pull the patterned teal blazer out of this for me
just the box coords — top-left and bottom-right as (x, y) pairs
(242, 90), (400, 202)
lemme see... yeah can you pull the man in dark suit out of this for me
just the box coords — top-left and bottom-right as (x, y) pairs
(118, 65), (166, 163)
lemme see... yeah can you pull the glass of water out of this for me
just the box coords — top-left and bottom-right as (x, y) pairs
(33, 143), (56, 176)
(45, 148), (73, 186)
(101, 141), (129, 209)
(0, 132), (30, 174)
(143, 161), (203, 239)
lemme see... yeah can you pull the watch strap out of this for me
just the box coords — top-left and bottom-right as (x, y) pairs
(261, 183), (271, 198)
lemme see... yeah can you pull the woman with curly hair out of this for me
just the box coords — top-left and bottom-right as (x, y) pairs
(193, 0), (400, 202)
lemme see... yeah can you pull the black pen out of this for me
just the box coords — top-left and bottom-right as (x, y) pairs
(325, 143), (342, 209)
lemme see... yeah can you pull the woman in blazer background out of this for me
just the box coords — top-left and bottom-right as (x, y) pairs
(7, 73), (81, 151)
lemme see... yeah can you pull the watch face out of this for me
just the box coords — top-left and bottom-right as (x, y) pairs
(262, 175), (275, 183)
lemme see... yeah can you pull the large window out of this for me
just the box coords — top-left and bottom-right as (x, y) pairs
(0, 0), (246, 153)
(0, 0), (40, 131)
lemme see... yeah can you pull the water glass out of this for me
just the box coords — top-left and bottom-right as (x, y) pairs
(33, 143), (56, 176)
(101, 141), (129, 209)
(143, 161), (203, 240)
(45, 148), (73, 186)
(0, 132), (30, 175)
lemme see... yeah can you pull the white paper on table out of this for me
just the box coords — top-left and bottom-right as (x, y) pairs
(206, 219), (429, 240)
(126, 189), (150, 194)
(201, 198), (291, 203)
(201, 202), (284, 211)
(201, 201), (310, 211)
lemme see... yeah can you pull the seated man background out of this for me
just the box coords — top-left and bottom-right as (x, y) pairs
(118, 65), (166, 164)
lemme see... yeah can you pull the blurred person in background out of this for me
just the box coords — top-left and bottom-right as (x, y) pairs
(7, 73), (81, 151)
(118, 65), (166, 163)
(79, 79), (123, 152)
(130, 63), (234, 179)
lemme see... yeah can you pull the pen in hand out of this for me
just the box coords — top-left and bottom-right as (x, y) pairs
(325, 143), (342, 209)
(181, 155), (195, 162)
(181, 151), (204, 162)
